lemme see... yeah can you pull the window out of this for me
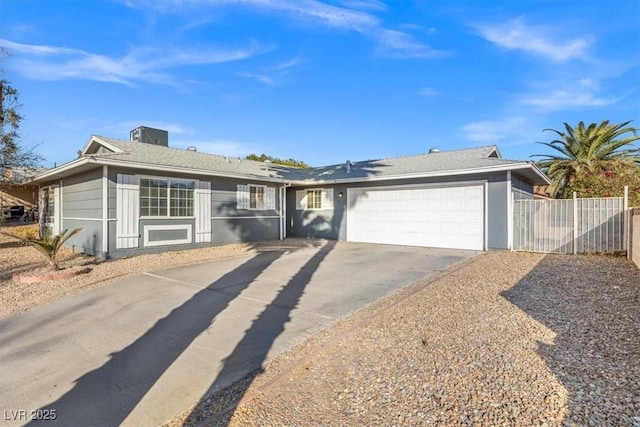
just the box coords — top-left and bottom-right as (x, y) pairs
(140, 178), (194, 217)
(249, 185), (265, 210)
(306, 189), (322, 209)
(237, 184), (275, 210)
(296, 188), (334, 210)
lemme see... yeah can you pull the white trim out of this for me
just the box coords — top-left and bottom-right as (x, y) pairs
(29, 155), (551, 187)
(143, 224), (192, 247)
(139, 176), (196, 218)
(484, 181), (489, 251)
(248, 184), (267, 210)
(116, 173), (140, 249)
(294, 163), (551, 186)
(348, 180), (487, 193)
(573, 192), (578, 255)
(265, 186), (276, 210)
(194, 180), (212, 243)
(63, 217), (103, 221)
(80, 136), (125, 156)
(506, 170), (513, 251)
(346, 181), (486, 250)
(623, 185), (629, 250)
(211, 215), (280, 220)
(59, 179), (64, 232)
(52, 185), (61, 234)
(102, 165), (108, 255)
(140, 216), (195, 220)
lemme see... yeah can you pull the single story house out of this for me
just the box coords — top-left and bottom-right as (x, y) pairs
(29, 128), (550, 258)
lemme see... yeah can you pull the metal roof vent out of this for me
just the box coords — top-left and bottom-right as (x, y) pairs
(428, 148), (440, 154)
(186, 146), (197, 151)
(346, 160), (352, 173)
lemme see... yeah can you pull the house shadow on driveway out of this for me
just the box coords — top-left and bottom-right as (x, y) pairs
(501, 254), (640, 426)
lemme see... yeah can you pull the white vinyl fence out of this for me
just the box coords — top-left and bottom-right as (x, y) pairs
(513, 192), (628, 254)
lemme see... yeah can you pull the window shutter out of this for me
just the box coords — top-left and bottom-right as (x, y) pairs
(237, 184), (249, 209)
(265, 187), (276, 210)
(296, 190), (307, 210)
(52, 185), (61, 234)
(116, 174), (140, 249)
(322, 188), (334, 210)
(195, 180), (212, 243)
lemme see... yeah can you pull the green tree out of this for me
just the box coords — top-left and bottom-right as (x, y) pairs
(245, 153), (310, 169)
(533, 120), (640, 199)
(1, 50), (41, 174)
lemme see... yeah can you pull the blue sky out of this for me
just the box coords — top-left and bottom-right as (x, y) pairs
(2, 0), (639, 168)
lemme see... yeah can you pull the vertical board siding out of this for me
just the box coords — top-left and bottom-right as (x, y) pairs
(322, 188), (334, 210)
(513, 197), (625, 254)
(265, 187), (276, 210)
(195, 180), (212, 243)
(237, 184), (249, 209)
(53, 185), (61, 235)
(116, 174), (140, 249)
(296, 190), (307, 210)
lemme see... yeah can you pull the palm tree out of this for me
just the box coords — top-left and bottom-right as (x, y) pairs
(533, 120), (640, 198)
(6, 227), (84, 271)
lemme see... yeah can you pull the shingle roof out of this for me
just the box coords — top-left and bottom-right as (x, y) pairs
(90, 136), (295, 180)
(33, 135), (549, 185)
(289, 146), (527, 182)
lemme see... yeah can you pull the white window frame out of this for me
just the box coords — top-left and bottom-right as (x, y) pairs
(249, 184), (266, 210)
(296, 188), (334, 211)
(143, 224), (193, 247)
(306, 189), (323, 210)
(139, 176), (195, 219)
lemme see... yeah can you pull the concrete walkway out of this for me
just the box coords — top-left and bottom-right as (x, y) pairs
(0, 241), (478, 427)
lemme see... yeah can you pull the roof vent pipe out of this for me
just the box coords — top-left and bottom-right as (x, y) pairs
(186, 146), (197, 151)
(346, 160), (351, 173)
(428, 148), (440, 153)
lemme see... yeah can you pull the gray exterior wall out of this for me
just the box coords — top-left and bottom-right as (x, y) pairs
(287, 172), (514, 250)
(512, 174), (535, 201)
(105, 167), (280, 258)
(40, 168), (106, 257)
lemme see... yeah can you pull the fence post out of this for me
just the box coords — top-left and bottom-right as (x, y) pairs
(573, 192), (578, 255)
(624, 185), (629, 252)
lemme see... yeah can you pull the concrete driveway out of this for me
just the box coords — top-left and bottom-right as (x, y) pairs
(0, 241), (478, 426)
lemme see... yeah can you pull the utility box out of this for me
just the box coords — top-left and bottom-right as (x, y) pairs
(130, 126), (169, 147)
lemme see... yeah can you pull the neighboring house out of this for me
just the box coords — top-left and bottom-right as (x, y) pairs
(1, 167), (41, 213)
(29, 128), (550, 258)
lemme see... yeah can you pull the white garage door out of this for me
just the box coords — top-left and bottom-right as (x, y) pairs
(347, 184), (485, 250)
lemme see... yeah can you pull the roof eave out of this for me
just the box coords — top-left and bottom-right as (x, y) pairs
(79, 135), (125, 156)
(91, 158), (289, 183)
(289, 162), (551, 186)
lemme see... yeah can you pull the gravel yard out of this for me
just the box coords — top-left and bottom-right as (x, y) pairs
(2, 223), (639, 426)
(168, 251), (640, 427)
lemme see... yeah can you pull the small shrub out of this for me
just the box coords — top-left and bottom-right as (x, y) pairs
(7, 227), (83, 271)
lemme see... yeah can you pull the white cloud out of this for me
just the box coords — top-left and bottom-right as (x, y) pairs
(417, 87), (439, 97)
(474, 18), (592, 62)
(462, 117), (540, 146)
(336, 0), (387, 12)
(376, 30), (447, 58)
(518, 77), (623, 111)
(127, 0), (445, 59)
(520, 90), (617, 110)
(0, 38), (271, 85)
(238, 72), (276, 85)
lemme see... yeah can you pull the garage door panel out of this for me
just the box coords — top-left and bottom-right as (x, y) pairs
(347, 184), (484, 250)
